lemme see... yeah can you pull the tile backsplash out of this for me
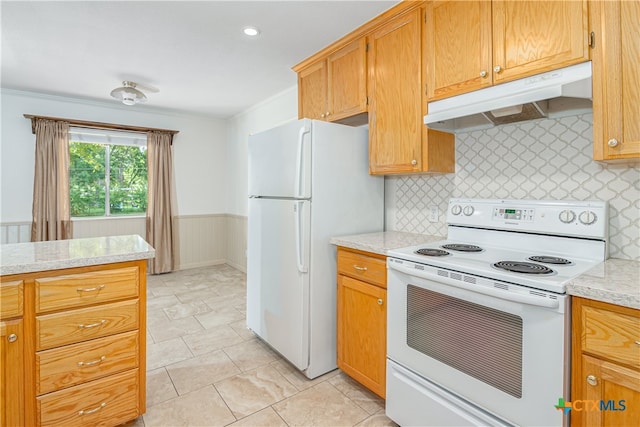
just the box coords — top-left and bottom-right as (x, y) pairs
(387, 113), (640, 260)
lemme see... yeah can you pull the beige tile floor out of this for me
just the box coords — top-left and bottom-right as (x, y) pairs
(132, 264), (397, 427)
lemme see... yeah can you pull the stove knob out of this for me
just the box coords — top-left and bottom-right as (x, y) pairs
(451, 204), (462, 215)
(463, 206), (475, 216)
(579, 210), (597, 225)
(559, 209), (576, 224)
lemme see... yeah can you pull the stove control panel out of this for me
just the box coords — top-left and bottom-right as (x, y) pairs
(493, 207), (534, 222)
(447, 198), (608, 240)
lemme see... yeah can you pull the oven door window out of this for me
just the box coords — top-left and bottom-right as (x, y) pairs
(407, 285), (523, 398)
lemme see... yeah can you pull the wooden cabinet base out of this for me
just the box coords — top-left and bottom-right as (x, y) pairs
(37, 369), (140, 427)
(337, 248), (387, 398)
(571, 297), (640, 426)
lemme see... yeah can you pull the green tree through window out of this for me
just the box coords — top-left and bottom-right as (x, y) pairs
(69, 141), (147, 217)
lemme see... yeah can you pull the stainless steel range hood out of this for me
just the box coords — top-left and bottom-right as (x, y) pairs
(424, 62), (593, 133)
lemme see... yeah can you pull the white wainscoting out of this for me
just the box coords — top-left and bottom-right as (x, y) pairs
(0, 222), (31, 244)
(226, 214), (247, 273)
(173, 214), (227, 270)
(1, 214), (249, 273)
(73, 216), (146, 239)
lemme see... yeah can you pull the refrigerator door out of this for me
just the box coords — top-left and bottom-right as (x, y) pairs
(248, 119), (312, 199)
(247, 197), (311, 370)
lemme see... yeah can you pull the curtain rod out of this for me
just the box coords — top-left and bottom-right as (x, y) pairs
(23, 114), (179, 136)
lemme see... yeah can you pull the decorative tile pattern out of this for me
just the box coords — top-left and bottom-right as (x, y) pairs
(390, 114), (640, 260)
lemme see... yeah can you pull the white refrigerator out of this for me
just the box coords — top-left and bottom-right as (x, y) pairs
(247, 118), (384, 379)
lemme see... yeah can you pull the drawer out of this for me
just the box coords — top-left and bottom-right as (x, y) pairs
(0, 280), (23, 319)
(37, 330), (139, 395)
(37, 369), (139, 427)
(338, 248), (387, 288)
(36, 299), (139, 350)
(582, 305), (640, 368)
(36, 266), (139, 313)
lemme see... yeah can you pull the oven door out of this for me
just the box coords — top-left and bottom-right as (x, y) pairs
(386, 258), (569, 427)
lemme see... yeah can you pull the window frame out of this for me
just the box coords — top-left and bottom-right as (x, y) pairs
(68, 128), (148, 219)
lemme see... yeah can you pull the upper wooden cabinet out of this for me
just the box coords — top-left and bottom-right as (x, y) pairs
(369, 5), (454, 174)
(590, 0), (640, 161)
(425, 0), (590, 101)
(297, 60), (327, 121)
(296, 38), (367, 123)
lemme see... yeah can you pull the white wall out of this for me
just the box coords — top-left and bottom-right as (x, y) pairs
(0, 89), (227, 222)
(225, 86), (298, 216)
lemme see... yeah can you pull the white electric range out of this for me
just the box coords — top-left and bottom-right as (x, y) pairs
(385, 198), (608, 427)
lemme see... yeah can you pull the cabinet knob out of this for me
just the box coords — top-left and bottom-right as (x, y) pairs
(377, 299), (383, 305)
(325, 111), (330, 117)
(7, 333), (17, 343)
(411, 159), (417, 166)
(480, 70), (488, 78)
(586, 374), (598, 386)
(607, 138), (619, 147)
(493, 65), (503, 73)
(320, 113), (326, 118)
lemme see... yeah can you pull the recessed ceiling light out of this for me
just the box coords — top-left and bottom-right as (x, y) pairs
(243, 26), (260, 37)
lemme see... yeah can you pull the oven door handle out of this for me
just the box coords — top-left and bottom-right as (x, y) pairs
(389, 262), (560, 309)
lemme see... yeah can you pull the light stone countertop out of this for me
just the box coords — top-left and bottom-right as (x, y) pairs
(331, 231), (639, 311)
(330, 231), (445, 257)
(0, 234), (155, 276)
(566, 258), (640, 310)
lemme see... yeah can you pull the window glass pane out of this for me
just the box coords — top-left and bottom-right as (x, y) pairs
(69, 142), (106, 216)
(109, 145), (147, 216)
(69, 138), (147, 217)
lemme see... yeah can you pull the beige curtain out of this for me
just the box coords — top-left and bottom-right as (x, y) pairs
(31, 119), (72, 241)
(146, 131), (175, 274)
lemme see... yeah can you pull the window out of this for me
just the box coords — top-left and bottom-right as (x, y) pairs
(69, 128), (147, 217)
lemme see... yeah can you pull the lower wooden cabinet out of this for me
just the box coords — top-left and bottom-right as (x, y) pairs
(1, 260), (147, 427)
(571, 297), (640, 426)
(1, 318), (24, 427)
(337, 247), (387, 398)
(1, 280), (25, 427)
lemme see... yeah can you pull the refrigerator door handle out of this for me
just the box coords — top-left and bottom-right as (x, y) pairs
(295, 125), (311, 198)
(294, 201), (308, 273)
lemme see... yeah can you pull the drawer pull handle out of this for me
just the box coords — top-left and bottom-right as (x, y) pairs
(353, 265), (368, 272)
(78, 402), (106, 416)
(635, 340), (640, 346)
(78, 319), (107, 329)
(77, 355), (106, 367)
(77, 285), (106, 293)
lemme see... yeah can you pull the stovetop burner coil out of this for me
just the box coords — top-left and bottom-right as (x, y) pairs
(415, 248), (450, 257)
(441, 244), (483, 252)
(493, 261), (554, 275)
(528, 256), (572, 265)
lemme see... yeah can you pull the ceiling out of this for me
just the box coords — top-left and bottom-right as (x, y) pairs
(1, 0), (398, 118)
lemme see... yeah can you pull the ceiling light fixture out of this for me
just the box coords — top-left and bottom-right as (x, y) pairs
(243, 26), (260, 37)
(110, 81), (147, 106)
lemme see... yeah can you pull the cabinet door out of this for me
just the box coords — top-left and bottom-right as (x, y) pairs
(1, 319), (24, 427)
(578, 355), (640, 427)
(369, 8), (423, 174)
(337, 275), (386, 398)
(492, 0), (589, 84)
(298, 60), (327, 120)
(425, 0), (492, 100)
(592, 0), (640, 161)
(327, 38), (367, 122)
